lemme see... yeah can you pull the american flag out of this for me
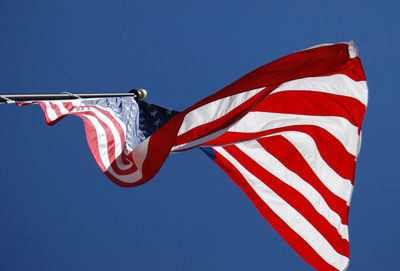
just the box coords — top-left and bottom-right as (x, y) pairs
(21, 41), (367, 271)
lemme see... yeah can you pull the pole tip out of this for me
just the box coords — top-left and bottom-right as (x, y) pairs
(137, 89), (147, 100)
(129, 88), (148, 100)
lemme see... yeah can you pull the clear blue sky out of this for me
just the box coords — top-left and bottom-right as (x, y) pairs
(0, 0), (398, 270)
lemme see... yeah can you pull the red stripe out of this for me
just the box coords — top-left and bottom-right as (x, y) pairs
(204, 125), (356, 182)
(74, 114), (107, 172)
(258, 135), (349, 224)
(174, 87), (269, 147)
(79, 105), (131, 166)
(62, 102), (75, 111)
(212, 148), (341, 271)
(49, 102), (63, 118)
(46, 102), (129, 168)
(223, 144), (349, 257)
(180, 44), (353, 115)
(68, 110), (118, 173)
(63, 102), (134, 170)
(135, 113), (186, 186)
(64, 102), (132, 167)
(74, 110), (137, 176)
(37, 102), (54, 125)
(255, 90), (366, 128)
(104, 171), (136, 187)
(74, 112), (140, 188)
(323, 57), (366, 82)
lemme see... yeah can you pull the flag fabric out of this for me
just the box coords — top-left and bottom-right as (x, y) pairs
(21, 41), (367, 271)
(137, 42), (366, 271)
(18, 97), (179, 187)
(137, 100), (179, 138)
(189, 42), (367, 271)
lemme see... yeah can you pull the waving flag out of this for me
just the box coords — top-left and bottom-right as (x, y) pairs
(21, 41), (367, 271)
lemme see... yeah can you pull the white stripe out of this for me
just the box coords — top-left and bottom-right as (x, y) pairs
(172, 125), (230, 152)
(83, 113), (143, 183)
(87, 107), (129, 171)
(237, 130), (353, 205)
(280, 132), (354, 205)
(214, 146), (349, 271)
(85, 104), (130, 170)
(235, 139), (349, 240)
(102, 106), (128, 151)
(55, 99), (82, 115)
(271, 74), (368, 106)
(228, 112), (360, 156)
(106, 160), (143, 183)
(196, 128), (354, 207)
(58, 102), (71, 115)
(70, 106), (132, 171)
(55, 100), (143, 183)
(82, 114), (111, 170)
(106, 137), (148, 183)
(177, 87), (265, 136)
(43, 101), (59, 121)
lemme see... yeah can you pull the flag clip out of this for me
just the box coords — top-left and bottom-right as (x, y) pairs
(0, 95), (14, 104)
(61, 91), (82, 99)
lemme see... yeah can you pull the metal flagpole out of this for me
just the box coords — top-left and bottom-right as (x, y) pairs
(0, 89), (148, 104)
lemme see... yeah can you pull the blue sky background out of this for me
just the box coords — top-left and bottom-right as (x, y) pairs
(0, 1), (398, 270)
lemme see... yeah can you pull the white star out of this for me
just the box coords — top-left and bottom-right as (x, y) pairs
(150, 109), (158, 117)
(153, 119), (161, 127)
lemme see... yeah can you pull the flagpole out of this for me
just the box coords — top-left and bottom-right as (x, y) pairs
(0, 88), (148, 104)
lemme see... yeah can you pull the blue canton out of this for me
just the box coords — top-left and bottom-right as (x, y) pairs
(137, 100), (179, 139)
(138, 100), (215, 159)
